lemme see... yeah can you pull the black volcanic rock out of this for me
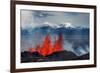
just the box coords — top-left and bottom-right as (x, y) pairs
(21, 51), (44, 62)
(21, 50), (89, 63)
(21, 51), (32, 62)
(21, 50), (80, 63)
(76, 53), (89, 60)
(46, 50), (77, 61)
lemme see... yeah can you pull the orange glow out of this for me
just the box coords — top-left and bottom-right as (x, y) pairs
(41, 34), (53, 56)
(29, 48), (34, 54)
(28, 33), (63, 57)
(53, 33), (63, 52)
(36, 45), (41, 54)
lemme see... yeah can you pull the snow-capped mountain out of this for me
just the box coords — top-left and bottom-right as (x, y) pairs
(21, 22), (76, 30)
(21, 21), (89, 31)
(43, 22), (75, 28)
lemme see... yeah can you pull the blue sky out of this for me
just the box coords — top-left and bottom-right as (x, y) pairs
(21, 9), (90, 28)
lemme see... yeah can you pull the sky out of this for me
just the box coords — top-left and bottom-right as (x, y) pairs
(20, 9), (90, 29)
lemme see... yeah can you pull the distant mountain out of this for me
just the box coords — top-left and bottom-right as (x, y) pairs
(21, 25), (89, 36)
(21, 50), (89, 63)
(21, 22), (89, 31)
(43, 22), (75, 28)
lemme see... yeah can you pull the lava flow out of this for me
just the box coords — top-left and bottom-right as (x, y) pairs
(29, 33), (63, 57)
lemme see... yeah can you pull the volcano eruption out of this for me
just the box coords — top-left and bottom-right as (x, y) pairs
(21, 33), (89, 63)
(29, 33), (63, 57)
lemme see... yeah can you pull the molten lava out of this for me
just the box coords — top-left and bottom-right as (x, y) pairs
(29, 48), (34, 54)
(29, 33), (63, 57)
(53, 33), (63, 52)
(36, 44), (41, 54)
(41, 34), (53, 56)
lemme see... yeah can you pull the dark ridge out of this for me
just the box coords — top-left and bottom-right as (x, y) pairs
(21, 50), (89, 63)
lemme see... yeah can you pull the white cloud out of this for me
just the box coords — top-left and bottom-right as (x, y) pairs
(21, 10), (41, 29)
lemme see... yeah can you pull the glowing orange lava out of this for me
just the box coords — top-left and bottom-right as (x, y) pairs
(29, 33), (63, 57)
